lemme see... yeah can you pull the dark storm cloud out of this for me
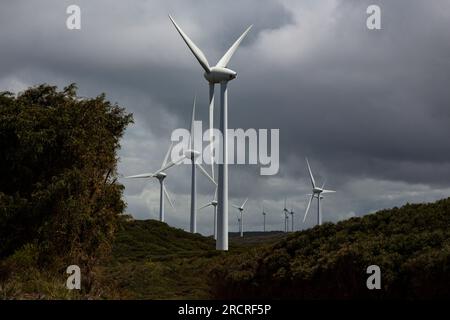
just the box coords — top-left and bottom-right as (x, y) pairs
(1, 0), (450, 234)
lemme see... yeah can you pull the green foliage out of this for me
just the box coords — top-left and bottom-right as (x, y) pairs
(113, 220), (217, 262)
(96, 220), (284, 299)
(0, 84), (133, 281)
(210, 199), (450, 299)
(97, 219), (221, 299)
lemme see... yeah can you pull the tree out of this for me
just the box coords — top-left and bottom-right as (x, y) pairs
(0, 84), (133, 286)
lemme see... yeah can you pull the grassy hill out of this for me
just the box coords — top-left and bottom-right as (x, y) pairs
(96, 220), (285, 299)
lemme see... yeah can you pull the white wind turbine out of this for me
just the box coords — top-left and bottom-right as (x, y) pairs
(303, 158), (336, 226)
(125, 143), (179, 222)
(262, 205), (267, 232)
(169, 15), (252, 251)
(290, 207), (295, 232)
(199, 186), (218, 240)
(232, 198), (248, 237)
(283, 198), (289, 232)
(185, 96), (216, 233)
(137, 98), (216, 232)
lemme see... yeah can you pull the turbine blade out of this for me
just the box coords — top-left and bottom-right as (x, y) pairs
(156, 154), (187, 174)
(306, 158), (316, 188)
(232, 204), (240, 209)
(189, 95), (196, 149)
(213, 185), (218, 201)
(124, 173), (155, 179)
(161, 142), (174, 169)
(168, 15), (211, 73)
(322, 189), (336, 194)
(199, 202), (212, 210)
(163, 185), (175, 209)
(196, 163), (217, 185)
(303, 194), (314, 223)
(241, 198), (248, 209)
(216, 25), (252, 68)
(321, 178), (326, 190)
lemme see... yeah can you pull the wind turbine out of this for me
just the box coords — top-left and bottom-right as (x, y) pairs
(303, 158), (336, 226)
(283, 198), (289, 232)
(135, 98), (215, 232)
(185, 96), (216, 233)
(125, 143), (178, 222)
(232, 198), (248, 237)
(262, 206), (267, 232)
(169, 15), (252, 251)
(290, 207), (295, 232)
(199, 186), (218, 240)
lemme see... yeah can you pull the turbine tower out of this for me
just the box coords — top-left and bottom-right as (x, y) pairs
(169, 15), (252, 250)
(303, 158), (336, 226)
(283, 198), (289, 232)
(290, 207), (295, 232)
(262, 206), (267, 232)
(234, 208), (241, 234)
(232, 198), (248, 237)
(125, 143), (179, 222)
(199, 186), (218, 240)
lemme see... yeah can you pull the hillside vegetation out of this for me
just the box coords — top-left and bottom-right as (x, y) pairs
(2, 197), (450, 299)
(96, 221), (283, 299)
(210, 198), (450, 299)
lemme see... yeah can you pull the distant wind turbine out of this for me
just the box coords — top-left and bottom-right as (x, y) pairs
(232, 198), (248, 237)
(199, 186), (218, 240)
(169, 15), (252, 250)
(290, 207), (295, 232)
(262, 206), (267, 232)
(125, 142), (182, 222)
(184, 96), (216, 233)
(303, 158), (336, 226)
(283, 198), (290, 232)
(149, 98), (216, 233)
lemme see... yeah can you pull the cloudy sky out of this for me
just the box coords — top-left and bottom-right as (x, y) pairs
(1, 0), (450, 235)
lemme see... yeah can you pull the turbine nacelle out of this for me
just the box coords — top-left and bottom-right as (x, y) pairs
(233, 198), (248, 212)
(154, 172), (167, 180)
(184, 149), (201, 159)
(313, 187), (323, 194)
(204, 67), (237, 84)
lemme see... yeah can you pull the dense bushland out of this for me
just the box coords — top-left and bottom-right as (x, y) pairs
(210, 199), (450, 299)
